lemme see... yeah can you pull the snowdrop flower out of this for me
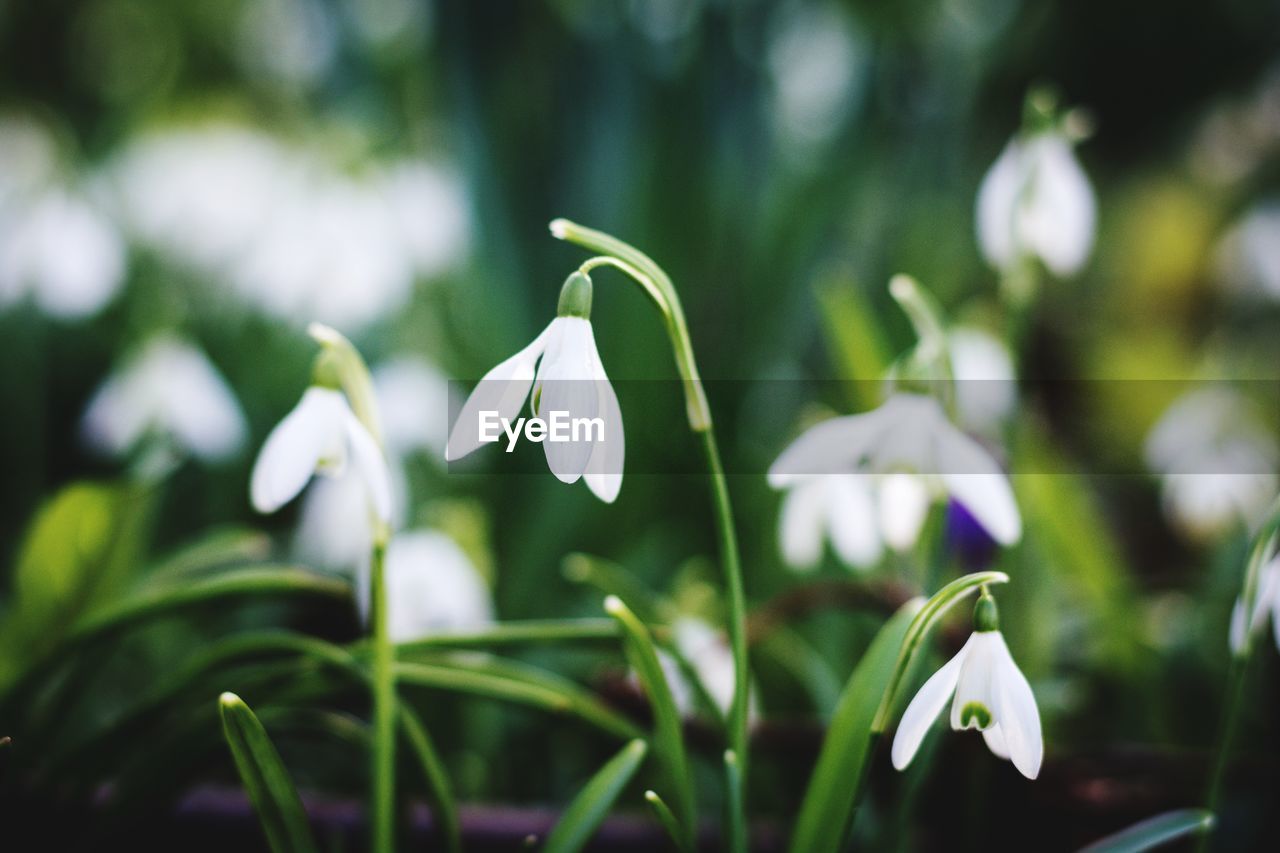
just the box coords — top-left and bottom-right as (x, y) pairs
(1145, 388), (1279, 540)
(373, 356), (450, 462)
(892, 594), (1043, 779)
(1230, 552), (1280, 654)
(949, 327), (1016, 435)
(250, 384), (393, 523)
(81, 335), (247, 462)
(445, 271), (624, 502)
(650, 616), (759, 722)
(977, 123), (1095, 278)
(383, 530), (493, 641)
(769, 393), (1022, 549)
(1214, 203), (1280, 303)
(777, 474), (883, 571)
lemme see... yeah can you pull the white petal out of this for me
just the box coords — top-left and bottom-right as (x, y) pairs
(444, 322), (551, 461)
(156, 340), (248, 461)
(934, 423), (1022, 545)
(384, 531), (493, 642)
(1020, 135), (1095, 277)
(582, 332), (625, 503)
(821, 475), (882, 567)
(344, 407), (395, 523)
(1229, 597), (1247, 654)
(535, 318), (599, 484)
(768, 406), (895, 487)
(778, 480), (827, 571)
(975, 140), (1021, 271)
(892, 635), (972, 770)
(951, 631), (1001, 730)
(983, 723), (1011, 760)
(990, 632), (1043, 779)
(878, 472), (931, 552)
(250, 387), (344, 513)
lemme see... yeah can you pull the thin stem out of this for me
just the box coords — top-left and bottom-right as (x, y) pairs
(551, 219), (749, 847)
(1202, 655), (1248, 843)
(370, 536), (396, 853)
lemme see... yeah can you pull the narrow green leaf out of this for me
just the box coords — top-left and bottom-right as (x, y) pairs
(605, 596), (696, 849)
(724, 750), (746, 853)
(392, 618), (620, 654)
(148, 526), (272, 577)
(563, 553), (664, 624)
(398, 703), (461, 853)
(815, 272), (891, 411)
(1079, 809), (1215, 853)
(644, 790), (691, 853)
(395, 659), (642, 740)
(218, 692), (318, 853)
(543, 739), (648, 853)
(790, 600), (921, 853)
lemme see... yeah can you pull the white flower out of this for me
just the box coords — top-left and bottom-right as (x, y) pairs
(382, 530), (493, 642)
(81, 335), (247, 462)
(445, 315), (624, 503)
(1145, 388), (1279, 540)
(892, 628), (1043, 779)
(1215, 202), (1280, 303)
(778, 474), (883, 571)
(373, 356), (450, 462)
(769, 393), (1021, 548)
(1230, 553), (1280, 654)
(976, 131), (1096, 277)
(949, 327), (1016, 435)
(250, 386), (393, 522)
(649, 617), (759, 723)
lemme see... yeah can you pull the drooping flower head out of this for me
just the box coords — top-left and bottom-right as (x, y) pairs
(892, 592), (1043, 779)
(445, 271), (624, 502)
(1230, 551), (1280, 655)
(976, 89), (1095, 282)
(250, 324), (393, 525)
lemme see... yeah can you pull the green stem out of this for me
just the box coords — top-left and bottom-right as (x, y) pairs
(371, 537), (396, 853)
(1202, 655), (1247, 849)
(552, 219), (751, 846)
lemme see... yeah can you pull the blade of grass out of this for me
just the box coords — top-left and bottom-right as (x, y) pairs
(724, 750), (746, 853)
(1079, 809), (1215, 853)
(398, 703), (461, 853)
(218, 692), (319, 853)
(543, 739), (648, 853)
(605, 596), (696, 850)
(644, 790), (691, 853)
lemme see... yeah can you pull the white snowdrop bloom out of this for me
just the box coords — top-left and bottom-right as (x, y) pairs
(877, 472), (932, 552)
(81, 335), (247, 462)
(294, 471), (379, 577)
(892, 599), (1042, 779)
(1214, 203), (1280, 302)
(949, 327), (1016, 435)
(769, 393), (1021, 547)
(766, 4), (864, 152)
(0, 188), (125, 320)
(383, 530), (493, 642)
(976, 130), (1096, 277)
(380, 162), (471, 281)
(236, 0), (337, 88)
(445, 272), (624, 502)
(777, 474), (883, 571)
(645, 617), (759, 723)
(373, 356), (451, 461)
(1145, 388), (1279, 540)
(1230, 553), (1280, 654)
(250, 385), (393, 522)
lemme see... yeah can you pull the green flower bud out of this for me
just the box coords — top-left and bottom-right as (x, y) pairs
(557, 271), (593, 319)
(973, 591), (1000, 633)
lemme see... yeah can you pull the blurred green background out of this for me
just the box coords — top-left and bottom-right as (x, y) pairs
(2, 0), (1280, 850)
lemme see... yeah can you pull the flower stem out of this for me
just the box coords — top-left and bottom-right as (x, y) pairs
(551, 218), (749, 846)
(370, 534), (396, 853)
(1201, 654), (1247, 850)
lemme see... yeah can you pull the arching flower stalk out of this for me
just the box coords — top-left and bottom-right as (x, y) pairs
(248, 322), (400, 853)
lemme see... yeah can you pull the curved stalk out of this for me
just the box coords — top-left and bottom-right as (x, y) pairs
(551, 219), (750, 846)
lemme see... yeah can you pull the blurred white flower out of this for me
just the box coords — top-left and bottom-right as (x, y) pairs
(383, 530), (492, 641)
(892, 624), (1043, 780)
(1215, 202), (1280, 302)
(777, 474), (882, 571)
(1230, 552), (1280, 654)
(446, 287), (624, 503)
(949, 327), (1016, 434)
(976, 130), (1096, 277)
(111, 124), (470, 331)
(237, 0), (337, 88)
(251, 386), (393, 521)
(1145, 388), (1279, 540)
(373, 356), (451, 461)
(769, 393), (1022, 549)
(651, 616), (759, 723)
(81, 335), (247, 462)
(0, 117), (125, 320)
(766, 4), (864, 153)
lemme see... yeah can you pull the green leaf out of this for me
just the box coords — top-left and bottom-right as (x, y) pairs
(542, 739), (648, 853)
(0, 481), (153, 686)
(218, 692), (319, 853)
(723, 749), (746, 853)
(644, 790), (691, 853)
(392, 618), (620, 654)
(148, 526), (272, 577)
(605, 596), (696, 849)
(563, 553), (664, 624)
(398, 703), (461, 853)
(815, 272), (891, 411)
(1078, 809), (1215, 853)
(789, 600), (921, 853)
